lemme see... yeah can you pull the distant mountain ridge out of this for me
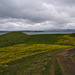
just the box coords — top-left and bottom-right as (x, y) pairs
(45, 29), (75, 32)
(0, 29), (75, 32)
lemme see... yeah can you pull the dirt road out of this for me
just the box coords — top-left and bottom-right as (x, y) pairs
(59, 48), (75, 75)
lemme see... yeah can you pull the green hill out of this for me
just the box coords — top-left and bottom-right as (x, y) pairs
(0, 32), (75, 48)
(0, 31), (75, 75)
(0, 32), (28, 47)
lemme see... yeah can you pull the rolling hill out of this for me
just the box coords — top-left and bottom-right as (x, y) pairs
(0, 32), (75, 75)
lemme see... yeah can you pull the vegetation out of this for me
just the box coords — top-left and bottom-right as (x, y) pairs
(0, 32), (28, 48)
(0, 32), (75, 48)
(54, 58), (64, 75)
(0, 31), (75, 75)
(71, 54), (75, 63)
(57, 35), (75, 46)
(0, 44), (70, 68)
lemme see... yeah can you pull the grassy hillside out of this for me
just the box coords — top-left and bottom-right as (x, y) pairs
(57, 35), (75, 46)
(26, 33), (75, 46)
(0, 44), (70, 68)
(0, 32), (75, 75)
(0, 32), (28, 47)
(0, 44), (71, 75)
(26, 34), (62, 44)
(0, 32), (75, 48)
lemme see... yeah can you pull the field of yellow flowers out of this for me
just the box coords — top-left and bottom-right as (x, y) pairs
(0, 44), (71, 68)
(57, 35), (75, 45)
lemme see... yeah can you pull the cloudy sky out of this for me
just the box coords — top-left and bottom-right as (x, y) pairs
(0, 0), (75, 31)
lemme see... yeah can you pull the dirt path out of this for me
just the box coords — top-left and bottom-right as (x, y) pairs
(59, 48), (75, 75)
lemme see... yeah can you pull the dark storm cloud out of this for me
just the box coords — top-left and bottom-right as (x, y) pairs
(0, 0), (46, 22)
(0, 0), (75, 30)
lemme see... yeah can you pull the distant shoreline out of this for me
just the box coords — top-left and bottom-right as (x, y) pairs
(0, 31), (75, 35)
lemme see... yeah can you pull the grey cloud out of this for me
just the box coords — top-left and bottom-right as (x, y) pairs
(0, 0), (75, 30)
(58, 0), (75, 5)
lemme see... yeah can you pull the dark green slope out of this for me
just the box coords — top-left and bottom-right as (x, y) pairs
(26, 34), (63, 44)
(0, 32), (75, 48)
(0, 32), (29, 47)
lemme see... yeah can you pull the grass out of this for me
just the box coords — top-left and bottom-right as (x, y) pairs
(54, 58), (66, 75)
(71, 54), (75, 63)
(0, 31), (28, 48)
(0, 44), (70, 69)
(57, 35), (75, 46)
(0, 32), (75, 48)
(1, 46), (70, 75)
(41, 58), (54, 75)
(0, 31), (75, 75)
(54, 58), (63, 75)
(26, 34), (61, 44)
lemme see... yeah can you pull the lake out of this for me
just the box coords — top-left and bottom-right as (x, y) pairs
(0, 32), (8, 35)
(0, 31), (74, 35)
(23, 32), (74, 35)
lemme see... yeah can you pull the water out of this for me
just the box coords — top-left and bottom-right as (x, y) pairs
(0, 32), (8, 35)
(23, 32), (74, 35)
(0, 31), (74, 35)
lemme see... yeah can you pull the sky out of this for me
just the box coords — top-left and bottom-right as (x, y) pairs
(0, 0), (75, 31)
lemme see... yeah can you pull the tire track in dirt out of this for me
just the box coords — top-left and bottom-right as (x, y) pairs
(58, 48), (75, 75)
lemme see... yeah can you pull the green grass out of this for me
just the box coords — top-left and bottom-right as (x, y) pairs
(0, 46), (70, 75)
(26, 34), (62, 44)
(0, 32), (75, 48)
(0, 31), (75, 75)
(54, 58), (65, 75)
(0, 31), (28, 48)
(71, 54), (75, 63)
(41, 58), (52, 75)
(0, 44), (70, 69)
(72, 54), (75, 57)
(0, 32), (62, 48)
(57, 35), (75, 46)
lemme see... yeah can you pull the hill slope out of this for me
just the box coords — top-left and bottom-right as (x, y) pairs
(0, 32), (75, 48)
(0, 32), (28, 47)
(0, 32), (75, 75)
